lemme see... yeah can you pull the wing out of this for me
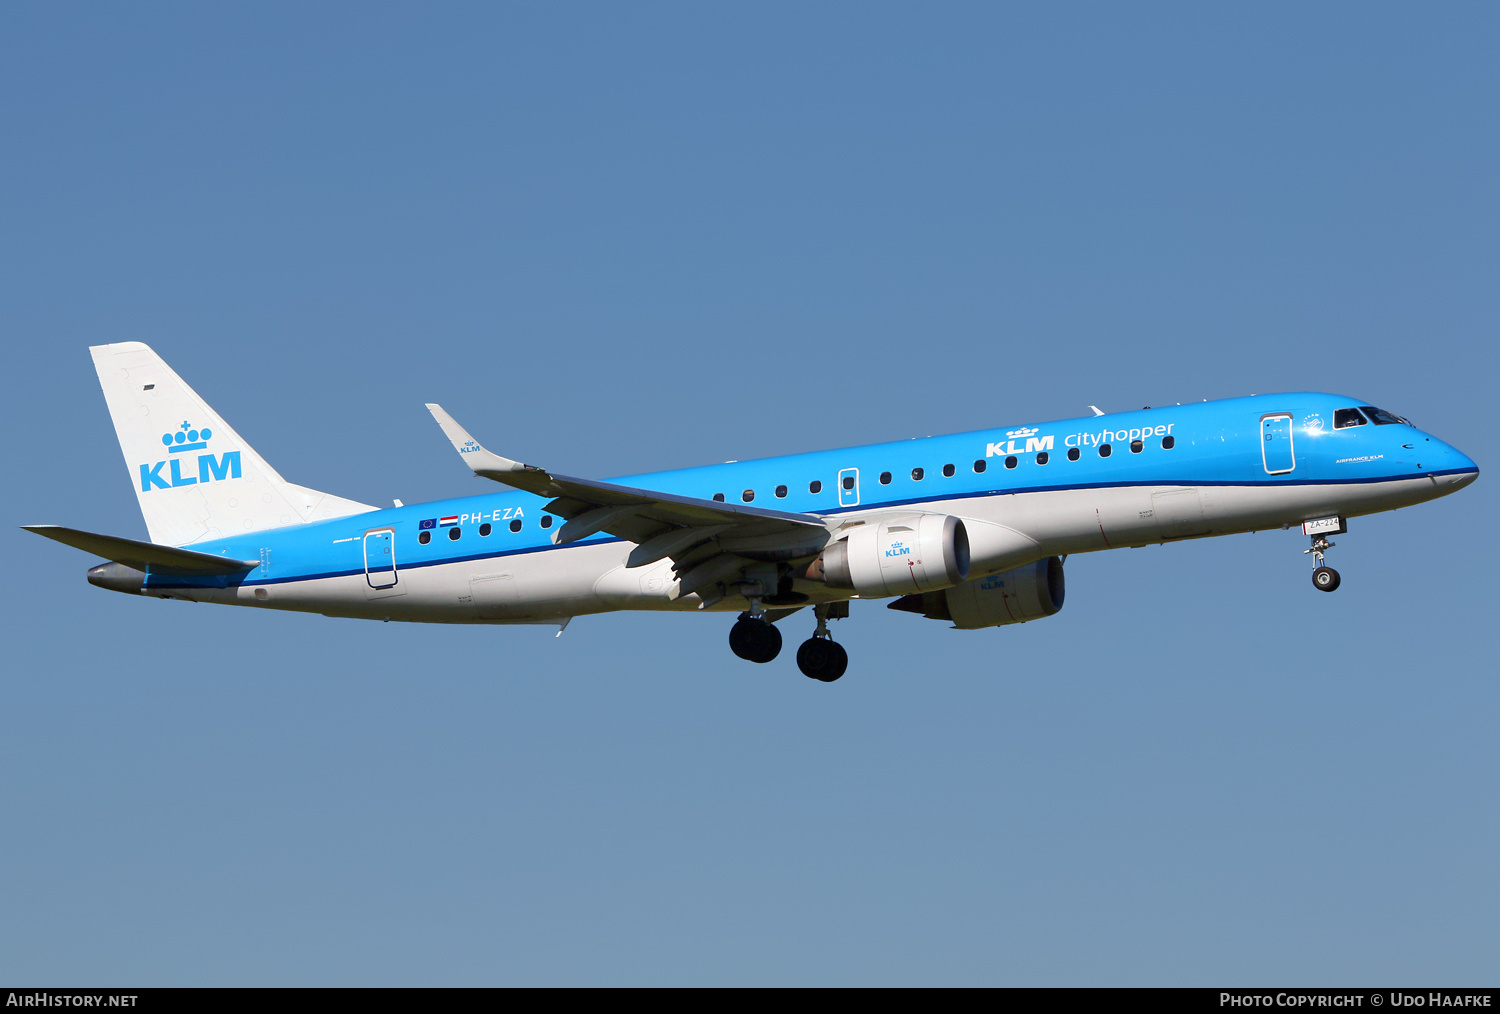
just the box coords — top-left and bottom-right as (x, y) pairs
(426, 405), (831, 604)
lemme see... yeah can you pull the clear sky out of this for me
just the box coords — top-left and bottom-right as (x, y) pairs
(3, 2), (1497, 986)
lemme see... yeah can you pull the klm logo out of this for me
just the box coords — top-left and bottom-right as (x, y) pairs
(459, 439), (482, 455)
(986, 426), (1055, 458)
(138, 421), (241, 492)
(884, 540), (911, 559)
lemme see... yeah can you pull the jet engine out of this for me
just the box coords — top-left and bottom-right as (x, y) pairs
(888, 556), (1065, 629)
(809, 514), (969, 598)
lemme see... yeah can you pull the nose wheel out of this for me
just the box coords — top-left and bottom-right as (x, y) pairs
(1304, 532), (1342, 592)
(1312, 566), (1340, 591)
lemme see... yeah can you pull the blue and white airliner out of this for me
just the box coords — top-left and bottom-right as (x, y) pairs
(27, 343), (1480, 681)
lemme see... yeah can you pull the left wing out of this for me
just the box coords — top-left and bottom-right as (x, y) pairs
(426, 405), (832, 603)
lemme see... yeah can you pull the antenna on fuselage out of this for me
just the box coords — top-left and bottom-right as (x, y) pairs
(1088, 405), (1105, 417)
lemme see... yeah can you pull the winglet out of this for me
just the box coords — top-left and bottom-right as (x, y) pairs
(425, 404), (533, 478)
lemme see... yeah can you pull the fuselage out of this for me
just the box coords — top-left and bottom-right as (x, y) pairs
(141, 393), (1478, 622)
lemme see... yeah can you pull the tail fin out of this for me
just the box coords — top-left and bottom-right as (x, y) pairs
(90, 342), (373, 546)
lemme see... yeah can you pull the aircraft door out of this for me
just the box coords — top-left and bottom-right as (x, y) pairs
(1261, 414), (1295, 475)
(364, 529), (398, 588)
(838, 468), (860, 507)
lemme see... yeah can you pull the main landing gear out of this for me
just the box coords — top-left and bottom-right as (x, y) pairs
(797, 605), (848, 683)
(1305, 533), (1342, 593)
(729, 607), (783, 663)
(728, 601), (849, 680)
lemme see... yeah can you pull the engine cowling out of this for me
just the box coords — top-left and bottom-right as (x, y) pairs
(812, 514), (969, 598)
(888, 556), (1065, 629)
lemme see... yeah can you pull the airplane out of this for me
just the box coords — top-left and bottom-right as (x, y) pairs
(26, 342), (1480, 682)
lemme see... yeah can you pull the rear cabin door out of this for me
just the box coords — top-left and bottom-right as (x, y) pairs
(1261, 414), (1295, 475)
(364, 529), (398, 588)
(838, 468), (860, 507)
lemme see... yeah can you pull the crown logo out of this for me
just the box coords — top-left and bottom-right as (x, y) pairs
(1006, 426), (1039, 439)
(161, 420), (212, 454)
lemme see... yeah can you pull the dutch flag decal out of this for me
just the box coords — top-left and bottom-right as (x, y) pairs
(439, 516), (459, 527)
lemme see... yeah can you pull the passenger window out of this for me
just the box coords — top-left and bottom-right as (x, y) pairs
(742, 490), (755, 503)
(1334, 408), (1367, 429)
(879, 471), (891, 485)
(1036, 451), (1049, 465)
(540, 515), (553, 529)
(509, 518), (522, 533)
(1067, 447), (1080, 461)
(1130, 439), (1143, 453)
(911, 467), (924, 481)
(973, 459), (986, 473)
(448, 527), (462, 540)
(713, 493), (725, 502)
(775, 485), (787, 498)
(1162, 436), (1175, 449)
(842, 475), (855, 490)
(1004, 456), (1017, 469)
(942, 463), (955, 477)
(809, 480), (822, 494)
(418, 531), (431, 545)
(479, 523), (492, 536)
(1099, 443), (1112, 457)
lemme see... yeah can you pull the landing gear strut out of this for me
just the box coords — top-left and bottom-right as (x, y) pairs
(729, 601), (782, 663)
(796, 604), (848, 682)
(1305, 534), (1341, 593)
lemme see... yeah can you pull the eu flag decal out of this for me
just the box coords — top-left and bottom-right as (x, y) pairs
(419, 518), (437, 530)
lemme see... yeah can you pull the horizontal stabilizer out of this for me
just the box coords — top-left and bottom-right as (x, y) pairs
(23, 525), (260, 575)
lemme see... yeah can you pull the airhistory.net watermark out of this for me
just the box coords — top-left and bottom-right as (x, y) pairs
(5, 996), (137, 1008)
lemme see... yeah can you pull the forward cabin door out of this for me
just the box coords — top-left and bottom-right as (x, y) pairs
(1261, 413), (1295, 475)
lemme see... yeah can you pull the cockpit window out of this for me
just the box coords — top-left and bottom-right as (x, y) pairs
(1333, 408), (1367, 429)
(1360, 406), (1409, 426)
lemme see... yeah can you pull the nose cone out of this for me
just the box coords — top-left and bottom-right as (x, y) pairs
(1422, 434), (1478, 490)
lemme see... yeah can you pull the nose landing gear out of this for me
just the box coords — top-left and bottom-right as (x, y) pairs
(797, 604), (848, 682)
(1305, 533), (1341, 592)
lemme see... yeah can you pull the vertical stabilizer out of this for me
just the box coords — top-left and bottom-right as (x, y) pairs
(90, 342), (374, 547)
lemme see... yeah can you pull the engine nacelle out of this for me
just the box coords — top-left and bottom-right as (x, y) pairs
(812, 514), (970, 598)
(888, 556), (1065, 629)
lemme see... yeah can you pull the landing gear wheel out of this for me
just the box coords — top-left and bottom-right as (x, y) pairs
(729, 618), (782, 663)
(1312, 566), (1341, 592)
(797, 637), (848, 682)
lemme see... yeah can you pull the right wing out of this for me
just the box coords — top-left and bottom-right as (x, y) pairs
(426, 405), (832, 603)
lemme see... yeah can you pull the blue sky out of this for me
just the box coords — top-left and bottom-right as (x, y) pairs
(3, 2), (1496, 985)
